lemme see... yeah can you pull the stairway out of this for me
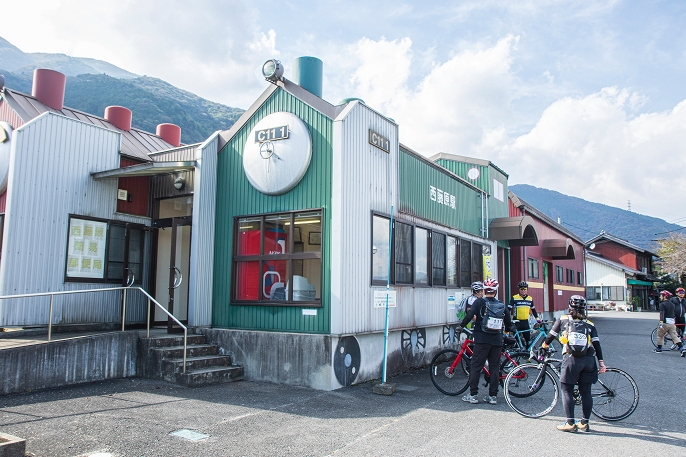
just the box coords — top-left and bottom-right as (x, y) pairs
(138, 333), (243, 387)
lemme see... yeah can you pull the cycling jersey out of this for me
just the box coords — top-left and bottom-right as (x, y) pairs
(508, 294), (538, 322)
(659, 299), (677, 322)
(545, 314), (602, 359)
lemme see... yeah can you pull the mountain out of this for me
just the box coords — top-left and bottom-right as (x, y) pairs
(510, 184), (682, 252)
(0, 37), (244, 144)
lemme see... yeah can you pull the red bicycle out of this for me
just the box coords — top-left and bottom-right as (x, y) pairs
(430, 328), (529, 396)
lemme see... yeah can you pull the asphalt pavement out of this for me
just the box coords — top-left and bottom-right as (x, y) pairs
(0, 310), (684, 457)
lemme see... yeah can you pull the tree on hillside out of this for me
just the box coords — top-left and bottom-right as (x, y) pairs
(656, 234), (686, 282)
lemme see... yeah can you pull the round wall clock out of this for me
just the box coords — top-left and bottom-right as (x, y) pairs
(243, 112), (312, 195)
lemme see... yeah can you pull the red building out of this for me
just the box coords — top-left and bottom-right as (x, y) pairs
(507, 192), (586, 318)
(585, 231), (658, 310)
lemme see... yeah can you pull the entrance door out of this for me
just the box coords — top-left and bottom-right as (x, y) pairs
(154, 217), (192, 331)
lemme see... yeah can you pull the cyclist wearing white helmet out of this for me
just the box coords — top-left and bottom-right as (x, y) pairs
(540, 295), (606, 433)
(458, 279), (513, 405)
(466, 281), (484, 314)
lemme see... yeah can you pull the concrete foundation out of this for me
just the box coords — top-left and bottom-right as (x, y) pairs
(0, 331), (138, 395)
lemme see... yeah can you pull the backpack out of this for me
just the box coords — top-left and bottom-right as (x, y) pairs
(456, 296), (469, 320)
(480, 299), (505, 334)
(561, 319), (591, 357)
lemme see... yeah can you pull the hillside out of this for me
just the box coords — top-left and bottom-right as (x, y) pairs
(0, 37), (244, 144)
(510, 184), (682, 251)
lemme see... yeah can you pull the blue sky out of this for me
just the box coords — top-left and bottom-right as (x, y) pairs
(4, 0), (686, 222)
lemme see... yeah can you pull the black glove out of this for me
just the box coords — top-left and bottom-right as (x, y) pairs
(535, 346), (549, 362)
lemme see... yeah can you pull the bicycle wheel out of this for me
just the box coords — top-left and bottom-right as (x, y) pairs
(651, 327), (677, 350)
(591, 368), (639, 421)
(504, 363), (559, 418)
(429, 349), (470, 396)
(500, 351), (529, 376)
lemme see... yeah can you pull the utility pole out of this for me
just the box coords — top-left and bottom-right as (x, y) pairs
(627, 200), (631, 212)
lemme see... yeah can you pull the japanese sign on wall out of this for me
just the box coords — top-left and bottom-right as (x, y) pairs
(66, 218), (107, 279)
(429, 185), (456, 210)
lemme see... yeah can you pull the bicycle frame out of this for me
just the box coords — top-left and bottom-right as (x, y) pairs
(511, 320), (553, 351)
(446, 336), (526, 382)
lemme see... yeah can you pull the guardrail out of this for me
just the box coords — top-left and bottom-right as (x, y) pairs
(0, 286), (188, 373)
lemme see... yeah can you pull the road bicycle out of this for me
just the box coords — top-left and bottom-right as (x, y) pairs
(429, 328), (529, 396)
(511, 319), (562, 355)
(650, 324), (684, 350)
(503, 353), (639, 421)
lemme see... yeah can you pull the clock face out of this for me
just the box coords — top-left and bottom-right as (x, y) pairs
(243, 112), (312, 195)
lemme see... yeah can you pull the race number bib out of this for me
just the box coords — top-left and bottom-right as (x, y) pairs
(567, 332), (587, 346)
(486, 317), (504, 330)
(666, 318), (675, 325)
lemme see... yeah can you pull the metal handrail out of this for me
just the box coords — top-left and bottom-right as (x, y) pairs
(0, 286), (188, 373)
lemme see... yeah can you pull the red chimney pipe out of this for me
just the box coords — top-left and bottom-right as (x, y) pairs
(156, 123), (181, 147)
(104, 106), (132, 131)
(32, 69), (67, 111)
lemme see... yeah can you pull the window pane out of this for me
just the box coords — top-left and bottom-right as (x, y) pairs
(528, 258), (539, 279)
(128, 228), (143, 283)
(460, 240), (471, 287)
(66, 217), (108, 280)
(446, 236), (458, 286)
(107, 225), (126, 280)
(415, 227), (428, 285)
(296, 211), (322, 252)
(236, 261), (260, 300)
(237, 217), (261, 255)
(432, 232), (446, 286)
(265, 214), (290, 254)
(291, 258), (321, 301)
(602, 286), (610, 300)
(472, 243), (483, 282)
(577, 271), (582, 285)
(586, 287), (594, 300)
(372, 216), (390, 283)
(395, 222), (413, 284)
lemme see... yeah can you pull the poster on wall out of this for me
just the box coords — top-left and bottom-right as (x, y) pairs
(66, 218), (107, 279)
(483, 254), (493, 279)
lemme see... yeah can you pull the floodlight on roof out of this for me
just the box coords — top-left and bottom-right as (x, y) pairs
(262, 59), (284, 83)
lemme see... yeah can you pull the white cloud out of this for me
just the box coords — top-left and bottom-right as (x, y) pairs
(502, 88), (686, 220)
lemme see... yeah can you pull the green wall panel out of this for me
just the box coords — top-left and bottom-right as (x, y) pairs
(212, 88), (332, 334)
(399, 149), (482, 235)
(435, 159), (489, 193)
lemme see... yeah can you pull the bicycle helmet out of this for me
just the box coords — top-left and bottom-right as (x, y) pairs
(660, 290), (673, 298)
(517, 281), (528, 289)
(483, 279), (499, 293)
(676, 287), (685, 294)
(568, 295), (587, 310)
(471, 281), (484, 293)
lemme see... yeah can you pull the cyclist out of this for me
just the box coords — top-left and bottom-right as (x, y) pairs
(539, 295), (606, 432)
(655, 290), (685, 355)
(466, 281), (484, 314)
(508, 281), (541, 348)
(457, 279), (513, 405)
(670, 287), (686, 339)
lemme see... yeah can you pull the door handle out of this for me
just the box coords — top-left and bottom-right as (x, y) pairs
(126, 270), (135, 287)
(172, 266), (182, 289)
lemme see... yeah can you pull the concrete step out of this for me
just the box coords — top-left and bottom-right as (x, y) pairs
(139, 334), (206, 348)
(176, 365), (244, 387)
(162, 354), (232, 374)
(153, 343), (218, 359)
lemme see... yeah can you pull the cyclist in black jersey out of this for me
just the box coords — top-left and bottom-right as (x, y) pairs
(655, 290), (685, 355)
(457, 279), (514, 405)
(670, 287), (686, 339)
(540, 295), (606, 432)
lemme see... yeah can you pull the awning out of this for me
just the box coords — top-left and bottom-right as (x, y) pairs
(489, 216), (539, 246)
(91, 161), (196, 179)
(627, 279), (653, 286)
(541, 238), (576, 260)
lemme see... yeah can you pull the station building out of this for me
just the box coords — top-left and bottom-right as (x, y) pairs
(0, 59), (540, 389)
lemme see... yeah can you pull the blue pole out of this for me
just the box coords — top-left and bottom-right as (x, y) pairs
(382, 206), (394, 383)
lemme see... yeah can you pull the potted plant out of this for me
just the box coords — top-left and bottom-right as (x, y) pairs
(631, 296), (642, 312)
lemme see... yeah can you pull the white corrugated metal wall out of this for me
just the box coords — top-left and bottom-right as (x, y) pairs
(187, 133), (219, 327)
(331, 102), (497, 335)
(0, 113), (150, 326)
